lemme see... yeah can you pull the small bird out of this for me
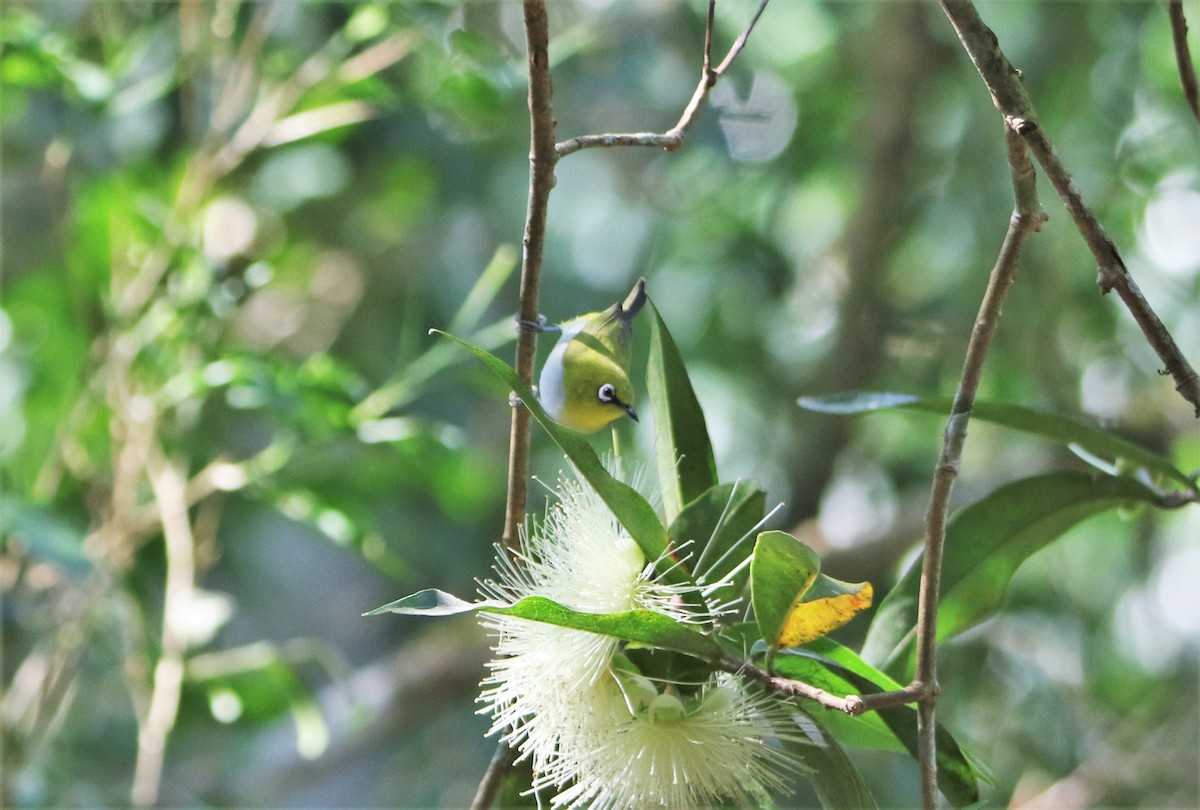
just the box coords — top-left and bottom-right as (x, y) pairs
(535, 278), (647, 433)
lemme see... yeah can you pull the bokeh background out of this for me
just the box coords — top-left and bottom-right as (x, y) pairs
(2, 0), (1198, 807)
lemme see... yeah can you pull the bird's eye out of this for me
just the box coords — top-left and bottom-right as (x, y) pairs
(597, 383), (617, 403)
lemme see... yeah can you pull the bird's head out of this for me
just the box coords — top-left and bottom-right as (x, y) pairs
(557, 357), (638, 433)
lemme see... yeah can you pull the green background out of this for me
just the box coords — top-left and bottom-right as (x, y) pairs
(2, 1), (1197, 806)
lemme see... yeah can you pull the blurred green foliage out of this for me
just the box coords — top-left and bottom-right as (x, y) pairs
(1, 0), (1197, 807)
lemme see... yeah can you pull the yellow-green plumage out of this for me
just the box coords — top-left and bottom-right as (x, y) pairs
(538, 279), (646, 433)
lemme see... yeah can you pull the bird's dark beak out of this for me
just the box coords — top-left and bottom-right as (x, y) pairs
(622, 402), (639, 422)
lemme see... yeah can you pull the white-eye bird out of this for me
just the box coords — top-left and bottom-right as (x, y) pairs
(536, 278), (647, 433)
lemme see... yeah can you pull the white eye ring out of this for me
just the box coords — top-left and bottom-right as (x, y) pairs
(597, 383), (617, 403)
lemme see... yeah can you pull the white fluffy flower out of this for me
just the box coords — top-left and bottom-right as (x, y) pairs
(477, 468), (806, 808)
(543, 672), (806, 810)
(478, 470), (692, 773)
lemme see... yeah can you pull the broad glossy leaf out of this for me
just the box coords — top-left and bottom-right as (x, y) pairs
(861, 471), (1166, 676)
(433, 331), (675, 576)
(366, 591), (723, 661)
(799, 392), (1192, 489)
(669, 480), (766, 608)
(646, 300), (718, 522)
(751, 530), (820, 647)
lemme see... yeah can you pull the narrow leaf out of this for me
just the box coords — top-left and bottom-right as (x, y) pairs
(433, 331), (676, 576)
(646, 300), (718, 522)
(800, 392), (1193, 489)
(861, 471), (1166, 676)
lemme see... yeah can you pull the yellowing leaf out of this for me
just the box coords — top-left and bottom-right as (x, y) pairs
(777, 581), (873, 648)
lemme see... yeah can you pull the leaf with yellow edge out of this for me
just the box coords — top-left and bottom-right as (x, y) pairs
(751, 531), (819, 646)
(752, 530), (873, 650)
(778, 577), (873, 648)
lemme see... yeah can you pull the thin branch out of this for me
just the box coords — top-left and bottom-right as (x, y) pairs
(729, 658), (860, 714)
(713, 0), (770, 75)
(844, 682), (931, 715)
(131, 454), (196, 806)
(938, 0), (1200, 416)
(554, 0), (770, 157)
(1169, 0), (1200, 125)
(477, 2), (558, 807)
(471, 739), (520, 810)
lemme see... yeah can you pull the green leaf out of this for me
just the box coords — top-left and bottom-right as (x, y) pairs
(646, 300), (718, 522)
(490, 596), (724, 660)
(799, 392), (1193, 489)
(367, 590), (723, 661)
(751, 530), (820, 646)
(792, 710), (879, 810)
(775, 641), (980, 808)
(861, 471), (1167, 677)
(669, 480), (765, 609)
(432, 330), (676, 577)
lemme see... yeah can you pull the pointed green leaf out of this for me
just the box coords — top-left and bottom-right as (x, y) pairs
(799, 392), (1193, 489)
(669, 480), (766, 608)
(751, 530), (821, 646)
(861, 471), (1167, 676)
(366, 591), (723, 661)
(646, 300), (718, 522)
(432, 331), (676, 577)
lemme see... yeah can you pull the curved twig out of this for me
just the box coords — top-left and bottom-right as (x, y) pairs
(555, 0), (770, 157)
